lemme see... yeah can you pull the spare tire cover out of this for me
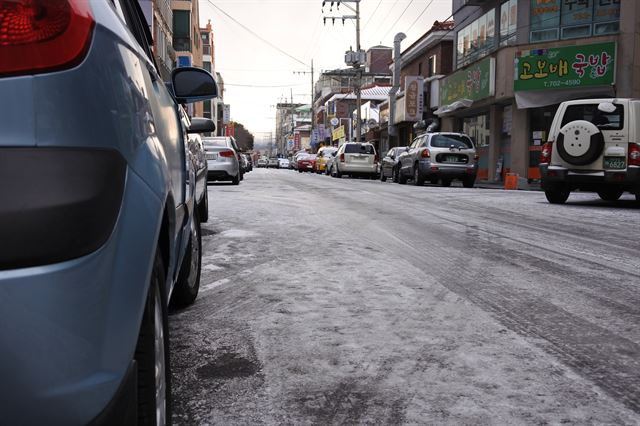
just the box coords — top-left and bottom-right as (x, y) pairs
(556, 120), (604, 166)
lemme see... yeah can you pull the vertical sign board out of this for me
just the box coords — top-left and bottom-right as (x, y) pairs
(404, 76), (424, 122)
(514, 42), (616, 91)
(224, 123), (235, 137)
(294, 132), (301, 150)
(177, 55), (192, 67)
(223, 104), (231, 124)
(318, 124), (326, 141)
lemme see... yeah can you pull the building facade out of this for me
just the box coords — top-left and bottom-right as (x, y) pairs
(436, 0), (633, 182)
(138, 0), (175, 80)
(172, 0), (203, 117)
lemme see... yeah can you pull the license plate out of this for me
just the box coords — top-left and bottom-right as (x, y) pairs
(604, 156), (626, 169)
(445, 155), (460, 163)
(206, 153), (216, 160)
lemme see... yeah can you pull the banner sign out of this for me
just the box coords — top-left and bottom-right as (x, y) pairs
(404, 76), (424, 122)
(514, 42), (616, 91)
(440, 57), (495, 105)
(318, 124), (326, 141)
(224, 123), (234, 137)
(294, 132), (301, 150)
(530, 0), (561, 31)
(332, 125), (345, 141)
(223, 104), (231, 124)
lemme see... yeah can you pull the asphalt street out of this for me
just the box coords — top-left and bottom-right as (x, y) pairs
(170, 168), (640, 425)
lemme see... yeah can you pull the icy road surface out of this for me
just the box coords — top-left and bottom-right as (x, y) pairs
(171, 168), (640, 425)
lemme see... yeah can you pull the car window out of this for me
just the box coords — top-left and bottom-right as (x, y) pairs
(561, 104), (624, 130)
(203, 139), (227, 147)
(344, 144), (374, 154)
(430, 134), (474, 149)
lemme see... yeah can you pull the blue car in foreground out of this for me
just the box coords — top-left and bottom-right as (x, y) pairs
(0, 0), (217, 424)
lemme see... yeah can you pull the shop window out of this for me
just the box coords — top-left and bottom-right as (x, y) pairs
(456, 9), (495, 68)
(463, 114), (490, 148)
(530, 0), (619, 42)
(499, 0), (518, 46)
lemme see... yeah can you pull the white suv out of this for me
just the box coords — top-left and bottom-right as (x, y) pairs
(330, 142), (378, 178)
(540, 99), (640, 204)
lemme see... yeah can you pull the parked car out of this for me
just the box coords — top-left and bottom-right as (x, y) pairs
(397, 132), (477, 187)
(296, 153), (315, 172)
(315, 147), (338, 174)
(239, 152), (249, 174)
(0, 1), (217, 424)
(379, 146), (409, 182)
(257, 158), (268, 168)
(203, 136), (242, 184)
(330, 142), (378, 178)
(291, 150), (309, 171)
(268, 157), (279, 168)
(185, 117), (213, 222)
(244, 154), (253, 172)
(279, 158), (291, 169)
(324, 150), (338, 175)
(540, 99), (640, 204)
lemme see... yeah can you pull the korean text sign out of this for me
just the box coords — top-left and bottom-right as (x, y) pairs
(440, 57), (495, 105)
(514, 42), (615, 91)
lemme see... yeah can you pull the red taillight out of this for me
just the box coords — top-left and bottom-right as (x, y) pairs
(0, 0), (94, 76)
(340, 153), (345, 162)
(629, 143), (640, 166)
(540, 142), (553, 164)
(421, 149), (430, 158)
(219, 150), (235, 157)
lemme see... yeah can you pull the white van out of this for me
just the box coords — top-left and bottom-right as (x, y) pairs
(540, 98), (640, 204)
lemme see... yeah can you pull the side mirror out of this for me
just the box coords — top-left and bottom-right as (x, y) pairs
(171, 67), (218, 103)
(188, 117), (216, 134)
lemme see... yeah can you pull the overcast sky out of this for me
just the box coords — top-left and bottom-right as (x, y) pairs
(199, 0), (452, 142)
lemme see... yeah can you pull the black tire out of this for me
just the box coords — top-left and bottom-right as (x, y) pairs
(413, 165), (424, 186)
(462, 177), (475, 188)
(171, 213), (202, 308)
(135, 250), (171, 426)
(597, 187), (624, 201)
(441, 179), (452, 187)
(239, 171), (244, 181)
(430, 177), (438, 185)
(545, 185), (570, 204)
(392, 166), (399, 183)
(298, 169), (303, 173)
(335, 166), (342, 178)
(380, 169), (387, 182)
(398, 168), (408, 184)
(198, 190), (209, 223)
(231, 174), (240, 185)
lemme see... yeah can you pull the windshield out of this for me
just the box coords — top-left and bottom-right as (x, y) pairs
(430, 134), (474, 149)
(344, 144), (375, 154)
(203, 138), (228, 147)
(561, 104), (624, 130)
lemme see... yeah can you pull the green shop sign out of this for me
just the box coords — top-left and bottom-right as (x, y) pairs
(440, 57), (495, 105)
(514, 42), (616, 91)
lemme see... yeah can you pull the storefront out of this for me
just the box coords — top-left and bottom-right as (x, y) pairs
(513, 41), (617, 180)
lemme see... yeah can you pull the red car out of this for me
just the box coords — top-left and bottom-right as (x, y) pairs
(297, 154), (317, 173)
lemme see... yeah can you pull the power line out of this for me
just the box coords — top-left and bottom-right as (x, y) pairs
(224, 82), (308, 88)
(405, 0), (436, 34)
(203, 0), (310, 68)
(362, 0), (384, 31)
(381, 0), (415, 42)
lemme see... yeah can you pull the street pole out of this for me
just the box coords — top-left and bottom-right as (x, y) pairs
(355, 0), (361, 143)
(322, 0), (361, 142)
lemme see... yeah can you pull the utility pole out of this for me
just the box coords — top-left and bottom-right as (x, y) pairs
(322, 0), (362, 142)
(294, 59), (316, 147)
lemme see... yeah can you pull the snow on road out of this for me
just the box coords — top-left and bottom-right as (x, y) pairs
(170, 169), (640, 425)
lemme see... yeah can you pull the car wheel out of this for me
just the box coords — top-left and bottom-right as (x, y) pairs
(171, 213), (202, 308)
(597, 187), (624, 201)
(462, 177), (475, 188)
(198, 189), (209, 223)
(135, 250), (171, 426)
(545, 185), (571, 204)
(429, 177), (438, 185)
(335, 166), (342, 178)
(392, 166), (399, 183)
(231, 174), (240, 185)
(240, 171), (244, 181)
(398, 168), (408, 185)
(413, 165), (424, 186)
(441, 179), (452, 187)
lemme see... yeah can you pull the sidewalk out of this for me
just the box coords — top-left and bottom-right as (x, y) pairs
(476, 178), (542, 191)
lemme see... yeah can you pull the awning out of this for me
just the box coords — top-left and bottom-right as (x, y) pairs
(434, 99), (473, 116)
(515, 86), (615, 109)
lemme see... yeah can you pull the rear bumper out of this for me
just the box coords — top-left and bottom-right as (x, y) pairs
(339, 163), (377, 174)
(540, 164), (640, 190)
(419, 161), (476, 178)
(207, 161), (238, 180)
